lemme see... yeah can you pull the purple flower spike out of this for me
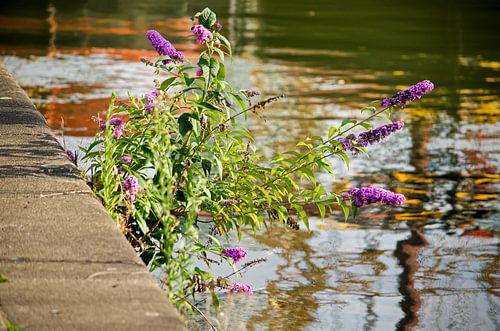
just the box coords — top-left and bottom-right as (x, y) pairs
(98, 119), (107, 130)
(356, 121), (405, 147)
(100, 118), (125, 139)
(146, 30), (184, 63)
(227, 282), (253, 295)
(381, 80), (434, 108)
(145, 88), (160, 113)
(122, 175), (139, 202)
(66, 149), (77, 165)
(220, 199), (238, 206)
(222, 247), (247, 264)
(244, 89), (260, 97)
(121, 156), (132, 164)
(191, 25), (213, 44)
(338, 121), (405, 153)
(196, 67), (203, 77)
(344, 186), (405, 208)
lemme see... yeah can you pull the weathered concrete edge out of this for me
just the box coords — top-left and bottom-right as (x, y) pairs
(0, 63), (185, 330)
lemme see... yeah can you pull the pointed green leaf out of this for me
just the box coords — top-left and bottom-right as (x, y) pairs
(160, 77), (177, 91)
(178, 113), (192, 136)
(199, 8), (216, 29)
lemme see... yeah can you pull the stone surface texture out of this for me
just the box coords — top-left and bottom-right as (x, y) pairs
(0, 64), (185, 330)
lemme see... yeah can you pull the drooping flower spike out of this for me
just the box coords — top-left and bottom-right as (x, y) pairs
(122, 175), (139, 202)
(145, 88), (160, 113)
(222, 247), (247, 263)
(343, 186), (405, 208)
(338, 121), (405, 153)
(227, 282), (253, 295)
(381, 80), (434, 108)
(99, 117), (125, 139)
(146, 30), (184, 63)
(191, 25), (213, 44)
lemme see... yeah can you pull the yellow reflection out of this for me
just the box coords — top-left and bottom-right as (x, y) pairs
(395, 211), (442, 221)
(393, 172), (433, 184)
(474, 174), (500, 184)
(318, 220), (362, 230)
(455, 192), (470, 199)
(473, 194), (497, 201)
(404, 199), (423, 205)
(473, 101), (500, 115)
(479, 60), (500, 70)
(404, 107), (435, 120)
(392, 71), (406, 76)
(485, 77), (500, 83)
(458, 88), (492, 95)
(396, 187), (428, 195)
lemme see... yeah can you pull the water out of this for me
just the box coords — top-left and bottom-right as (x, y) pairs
(1, 1), (499, 330)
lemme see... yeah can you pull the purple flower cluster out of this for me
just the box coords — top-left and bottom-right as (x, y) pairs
(244, 89), (260, 97)
(122, 175), (139, 202)
(99, 117), (125, 139)
(121, 156), (132, 164)
(146, 30), (184, 63)
(338, 121), (405, 153)
(227, 282), (253, 295)
(145, 88), (160, 113)
(381, 80), (434, 108)
(191, 25), (213, 44)
(222, 247), (247, 263)
(220, 199), (238, 206)
(344, 186), (405, 207)
(66, 149), (77, 165)
(196, 67), (203, 77)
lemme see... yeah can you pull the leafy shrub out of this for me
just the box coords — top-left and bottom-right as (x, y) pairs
(79, 7), (433, 316)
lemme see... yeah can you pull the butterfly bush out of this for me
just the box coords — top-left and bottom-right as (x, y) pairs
(222, 247), (247, 263)
(146, 30), (184, 63)
(338, 121), (405, 153)
(228, 282), (253, 295)
(381, 80), (434, 108)
(343, 187), (406, 207)
(80, 7), (434, 317)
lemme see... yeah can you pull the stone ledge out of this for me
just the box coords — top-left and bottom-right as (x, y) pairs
(0, 63), (185, 330)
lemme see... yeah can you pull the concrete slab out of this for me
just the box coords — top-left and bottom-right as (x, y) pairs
(0, 63), (185, 330)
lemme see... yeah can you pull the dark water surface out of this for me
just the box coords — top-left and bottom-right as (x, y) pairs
(1, 1), (499, 330)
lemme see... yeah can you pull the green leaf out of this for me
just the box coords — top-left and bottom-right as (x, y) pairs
(0, 273), (7, 283)
(140, 250), (155, 265)
(198, 54), (210, 68)
(184, 75), (195, 87)
(160, 77), (176, 91)
(341, 119), (355, 127)
(214, 157), (223, 179)
(337, 151), (350, 170)
(178, 113), (192, 136)
(217, 62), (226, 80)
(209, 57), (220, 78)
(359, 122), (372, 130)
(293, 204), (309, 230)
(201, 159), (212, 176)
(215, 33), (232, 55)
(317, 203), (326, 219)
(211, 290), (220, 316)
(328, 126), (338, 138)
(196, 101), (221, 112)
(199, 8), (216, 29)
(341, 204), (349, 221)
(212, 46), (225, 61)
(351, 202), (358, 219)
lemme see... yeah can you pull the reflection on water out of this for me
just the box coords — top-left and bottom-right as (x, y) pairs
(394, 225), (429, 331)
(1, 0), (499, 329)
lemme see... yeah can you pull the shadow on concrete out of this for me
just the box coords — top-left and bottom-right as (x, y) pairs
(0, 132), (81, 179)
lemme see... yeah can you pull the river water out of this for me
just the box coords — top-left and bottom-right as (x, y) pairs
(1, 1), (499, 330)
